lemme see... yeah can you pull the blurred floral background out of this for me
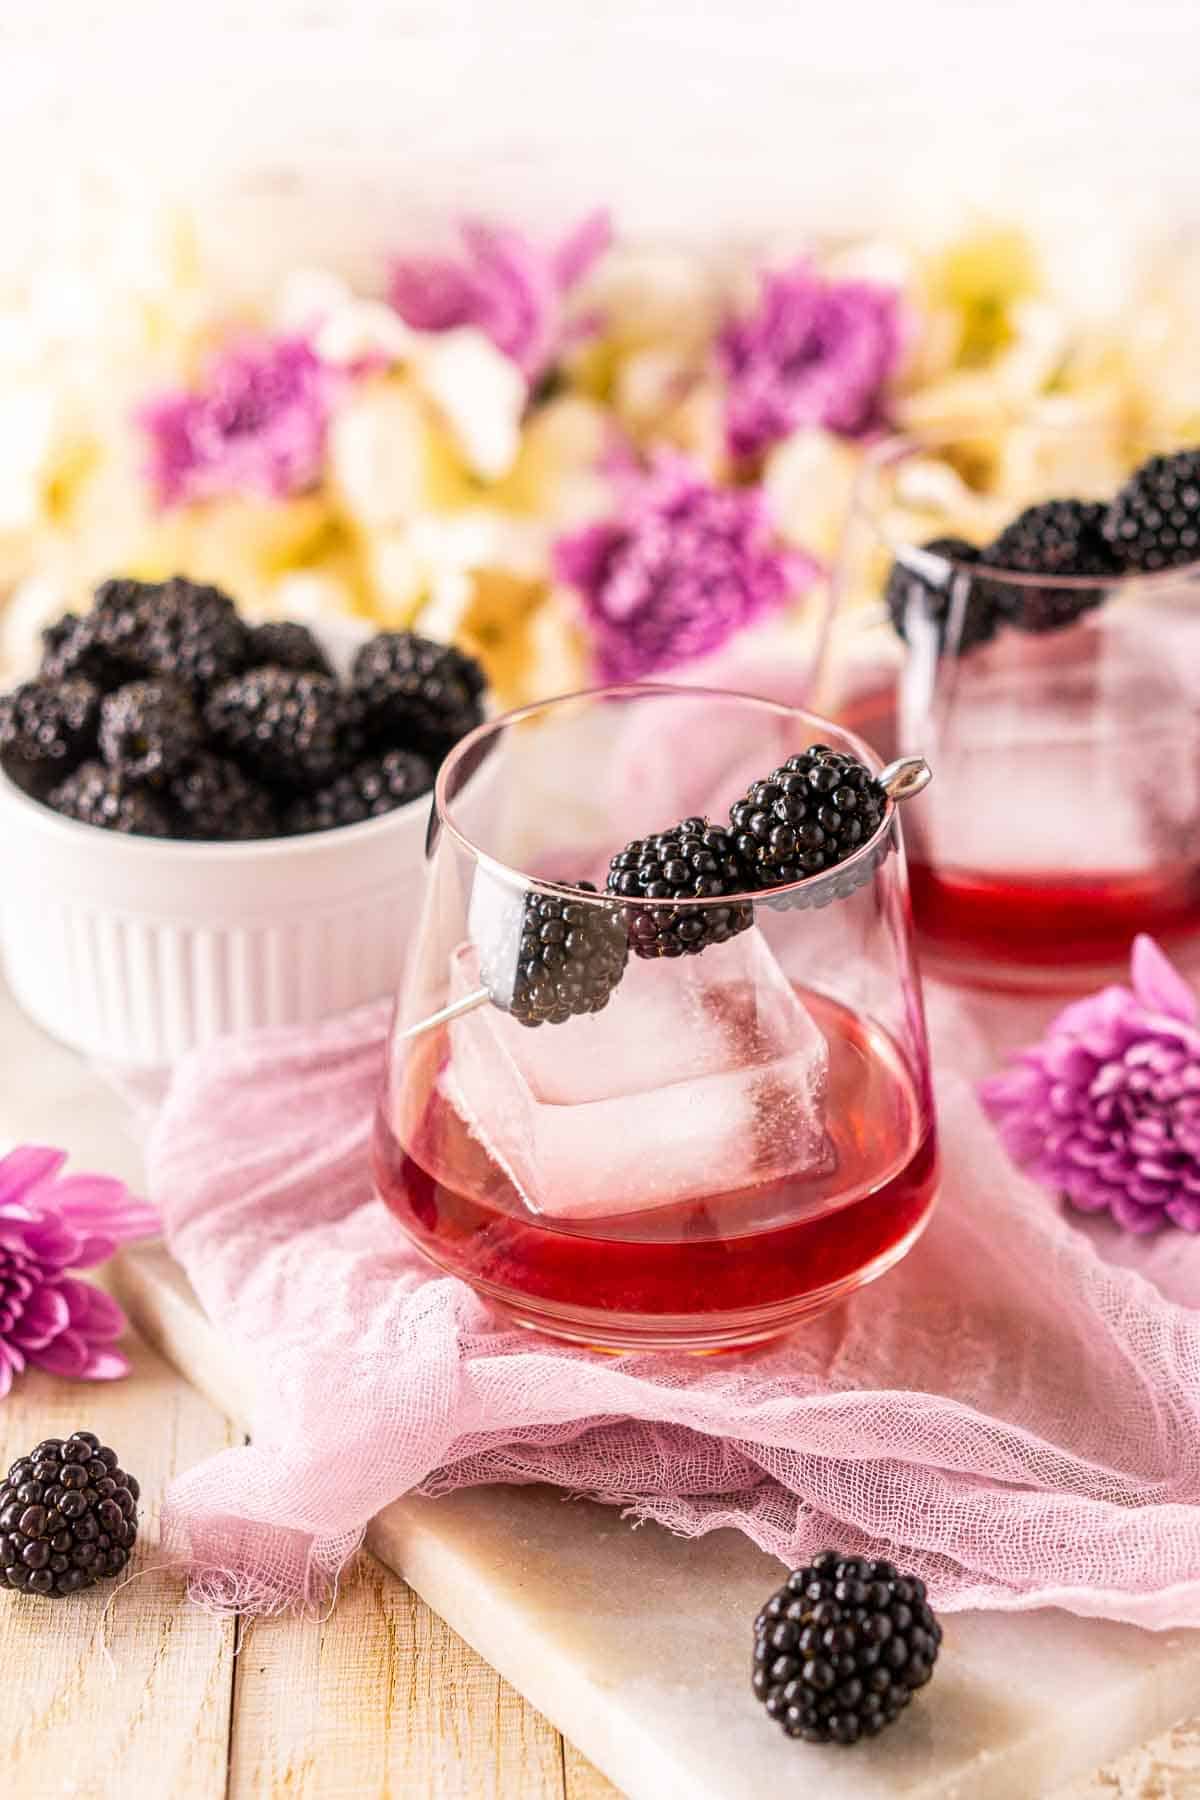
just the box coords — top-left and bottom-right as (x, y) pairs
(4, 192), (1200, 706)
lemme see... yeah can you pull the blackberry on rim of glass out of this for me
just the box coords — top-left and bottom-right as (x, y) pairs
(480, 881), (629, 1027)
(606, 817), (752, 958)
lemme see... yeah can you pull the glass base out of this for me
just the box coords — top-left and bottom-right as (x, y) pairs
(405, 1196), (939, 1353)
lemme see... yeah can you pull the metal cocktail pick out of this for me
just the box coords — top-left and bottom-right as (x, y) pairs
(401, 755), (932, 1043)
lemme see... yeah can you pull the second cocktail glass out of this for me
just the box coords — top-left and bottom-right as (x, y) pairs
(828, 433), (1200, 989)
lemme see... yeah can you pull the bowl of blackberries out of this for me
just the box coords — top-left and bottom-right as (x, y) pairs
(0, 575), (489, 1063)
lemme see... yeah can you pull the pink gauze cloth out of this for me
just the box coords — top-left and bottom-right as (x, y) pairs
(146, 975), (1200, 1627)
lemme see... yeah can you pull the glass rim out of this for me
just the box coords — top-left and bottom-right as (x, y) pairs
(434, 682), (900, 909)
(858, 429), (1200, 594)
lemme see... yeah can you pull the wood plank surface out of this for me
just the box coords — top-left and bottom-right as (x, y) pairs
(0, 1334), (239, 1800)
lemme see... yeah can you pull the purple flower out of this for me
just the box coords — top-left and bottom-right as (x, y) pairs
(980, 936), (1200, 1234)
(554, 456), (818, 682)
(389, 210), (612, 382)
(717, 261), (903, 460)
(0, 1146), (160, 1394)
(138, 335), (333, 508)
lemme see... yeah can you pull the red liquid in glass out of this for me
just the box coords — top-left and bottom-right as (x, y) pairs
(838, 677), (1200, 979)
(373, 989), (938, 1346)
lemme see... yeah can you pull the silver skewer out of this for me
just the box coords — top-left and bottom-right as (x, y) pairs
(879, 755), (933, 801)
(401, 754), (933, 1043)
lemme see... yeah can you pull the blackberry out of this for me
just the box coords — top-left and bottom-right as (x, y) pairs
(205, 667), (344, 789)
(40, 605), (150, 691)
(246, 619), (333, 677)
(350, 632), (486, 758)
(730, 747), (885, 890)
(169, 752), (279, 841)
(0, 678), (100, 795)
(48, 761), (172, 837)
(984, 499), (1119, 633)
(0, 1432), (139, 1599)
(285, 748), (434, 835)
(1104, 447), (1200, 572)
(98, 678), (203, 786)
(753, 1552), (942, 1745)
(884, 537), (998, 655)
(135, 576), (249, 693)
(606, 818), (752, 959)
(483, 881), (629, 1027)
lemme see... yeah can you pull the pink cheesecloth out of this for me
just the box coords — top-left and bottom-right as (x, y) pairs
(147, 956), (1200, 1628)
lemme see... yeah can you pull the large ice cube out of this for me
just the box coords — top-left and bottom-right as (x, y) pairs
(443, 929), (831, 1220)
(907, 618), (1200, 875)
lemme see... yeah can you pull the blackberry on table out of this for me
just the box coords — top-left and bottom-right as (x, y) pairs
(48, 761), (172, 837)
(98, 678), (203, 786)
(350, 631), (486, 757)
(984, 498), (1119, 633)
(245, 620), (333, 677)
(730, 747), (885, 890)
(484, 881), (629, 1027)
(753, 1551), (942, 1745)
(884, 537), (998, 655)
(0, 678), (100, 794)
(286, 749), (433, 835)
(606, 818), (752, 959)
(0, 1431), (139, 1599)
(169, 752), (279, 841)
(205, 667), (344, 789)
(1104, 447), (1200, 572)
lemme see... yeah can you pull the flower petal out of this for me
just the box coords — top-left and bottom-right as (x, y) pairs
(8, 1282), (70, 1350)
(27, 1329), (88, 1378)
(75, 1345), (130, 1382)
(0, 1146), (66, 1206)
(1131, 934), (1199, 1024)
(56, 1277), (127, 1344)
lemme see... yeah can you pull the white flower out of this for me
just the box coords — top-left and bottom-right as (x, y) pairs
(276, 267), (416, 370)
(762, 427), (861, 560)
(410, 328), (526, 483)
(327, 381), (436, 531)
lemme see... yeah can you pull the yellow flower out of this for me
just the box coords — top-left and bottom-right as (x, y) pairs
(919, 224), (1043, 371)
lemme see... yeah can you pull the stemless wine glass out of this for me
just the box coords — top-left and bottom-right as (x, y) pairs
(371, 685), (938, 1352)
(825, 430), (1200, 991)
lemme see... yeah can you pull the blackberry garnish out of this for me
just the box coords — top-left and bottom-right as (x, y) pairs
(985, 498), (1119, 633)
(606, 818), (752, 959)
(350, 631), (486, 758)
(0, 678), (100, 795)
(884, 537), (997, 655)
(48, 761), (172, 836)
(753, 1552), (942, 1745)
(246, 620), (334, 677)
(285, 748), (434, 835)
(730, 747), (885, 890)
(0, 1432), (139, 1599)
(205, 667), (344, 789)
(98, 678), (203, 786)
(484, 881), (629, 1027)
(169, 752), (279, 841)
(135, 576), (249, 693)
(1104, 447), (1200, 572)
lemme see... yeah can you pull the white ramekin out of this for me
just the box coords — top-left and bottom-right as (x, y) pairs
(0, 769), (430, 1065)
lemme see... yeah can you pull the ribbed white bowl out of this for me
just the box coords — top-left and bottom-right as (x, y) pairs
(0, 766), (430, 1065)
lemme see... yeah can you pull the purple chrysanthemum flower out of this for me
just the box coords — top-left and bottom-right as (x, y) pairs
(980, 936), (1200, 1234)
(717, 261), (903, 460)
(554, 456), (819, 682)
(138, 334), (333, 508)
(389, 209), (612, 382)
(0, 1145), (160, 1394)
